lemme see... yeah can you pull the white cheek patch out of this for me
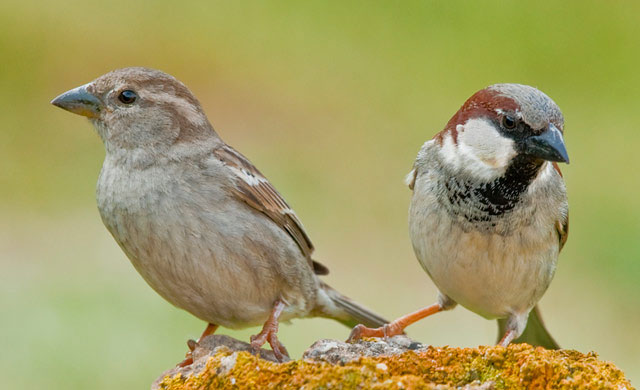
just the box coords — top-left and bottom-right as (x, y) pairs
(459, 118), (517, 167)
(439, 118), (517, 181)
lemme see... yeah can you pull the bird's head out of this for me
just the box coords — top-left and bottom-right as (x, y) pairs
(51, 67), (215, 153)
(434, 84), (568, 181)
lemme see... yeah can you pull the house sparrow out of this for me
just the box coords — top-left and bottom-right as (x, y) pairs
(51, 67), (387, 364)
(349, 84), (569, 349)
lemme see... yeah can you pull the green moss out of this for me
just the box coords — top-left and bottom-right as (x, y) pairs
(157, 344), (633, 390)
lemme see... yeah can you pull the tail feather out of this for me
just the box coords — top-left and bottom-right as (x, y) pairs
(498, 305), (559, 349)
(316, 283), (388, 329)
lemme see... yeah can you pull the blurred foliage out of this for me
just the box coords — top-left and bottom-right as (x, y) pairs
(1, 1), (639, 388)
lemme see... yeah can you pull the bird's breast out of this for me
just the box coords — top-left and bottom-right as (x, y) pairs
(95, 157), (316, 327)
(409, 165), (566, 319)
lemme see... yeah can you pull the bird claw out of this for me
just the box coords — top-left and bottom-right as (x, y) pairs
(251, 329), (289, 362)
(347, 323), (403, 343)
(176, 355), (194, 367)
(346, 324), (367, 342)
(176, 339), (199, 367)
(187, 339), (198, 352)
(176, 323), (219, 367)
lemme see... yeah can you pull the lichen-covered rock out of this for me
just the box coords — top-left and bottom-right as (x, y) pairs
(302, 336), (424, 364)
(153, 335), (633, 390)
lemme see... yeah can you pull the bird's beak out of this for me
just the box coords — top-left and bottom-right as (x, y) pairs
(522, 123), (570, 164)
(51, 84), (102, 118)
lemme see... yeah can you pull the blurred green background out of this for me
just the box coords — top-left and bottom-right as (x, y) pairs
(1, 1), (639, 388)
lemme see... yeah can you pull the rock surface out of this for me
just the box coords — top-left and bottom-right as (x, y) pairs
(154, 335), (633, 390)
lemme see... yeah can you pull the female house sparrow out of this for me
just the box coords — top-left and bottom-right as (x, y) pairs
(51, 67), (387, 363)
(349, 84), (569, 349)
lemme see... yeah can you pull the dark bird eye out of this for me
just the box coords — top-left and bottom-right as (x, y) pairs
(118, 90), (137, 104)
(502, 115), (517, 129)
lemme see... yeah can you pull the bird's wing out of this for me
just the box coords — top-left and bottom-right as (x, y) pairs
(406, 140), (437, 191)
(405, 166), (417, 190)
(552, 162), (569, 251)
(556, 214), (569, 251)
(212, 144), (329, 275)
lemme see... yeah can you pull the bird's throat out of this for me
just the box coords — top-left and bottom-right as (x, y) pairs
(444, 155), (544, 223)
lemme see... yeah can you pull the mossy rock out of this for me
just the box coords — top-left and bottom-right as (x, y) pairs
(154, 335), (633, 390)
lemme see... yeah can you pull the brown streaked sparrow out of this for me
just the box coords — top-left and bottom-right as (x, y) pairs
(349, 84), (569, 349)
(51, 67), (387, 364)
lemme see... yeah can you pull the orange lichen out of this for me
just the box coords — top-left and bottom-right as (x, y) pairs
(157, 344), (633, 390)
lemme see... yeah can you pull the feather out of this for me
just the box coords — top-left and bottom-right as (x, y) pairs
(213, 144), (328, 274)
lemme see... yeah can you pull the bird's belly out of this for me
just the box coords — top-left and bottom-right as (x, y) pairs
(410, 210), (559, 319)
(115, 227), (282, 328)
(96, 164), (315, 328)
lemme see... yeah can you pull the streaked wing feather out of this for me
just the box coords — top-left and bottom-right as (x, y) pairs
(405, 166), (417, 190)
(556, 214), (569, 251)
(213, 144), (327, 274)
(552, 162), (569, 251)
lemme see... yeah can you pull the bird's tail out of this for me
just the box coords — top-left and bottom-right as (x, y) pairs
(314, 282), (388, 329)
(497, 305), (559, 349)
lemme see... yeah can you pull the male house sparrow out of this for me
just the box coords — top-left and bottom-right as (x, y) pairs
(51, 67), (387, 363)
(349, 84), (569, 349)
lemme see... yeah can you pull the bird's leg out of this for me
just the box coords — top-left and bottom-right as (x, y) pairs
(250, 299), (289, 362)
(498, 329), (517, 347)
(177, 323), (219, 367)
(497, 312), (527, 348)
(347, 303), (443, 342)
